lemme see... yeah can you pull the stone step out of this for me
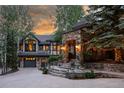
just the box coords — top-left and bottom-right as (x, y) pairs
(48, 70), (66, 77)
(48, 66), (69, 78)
(49, 68), (68, 74)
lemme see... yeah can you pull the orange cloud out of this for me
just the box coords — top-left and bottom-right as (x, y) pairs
(29, 5), (56, 35)
(33, 19), (55, 35)
(30, 5), (89, 35)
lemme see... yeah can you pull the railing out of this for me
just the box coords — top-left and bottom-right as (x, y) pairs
(17, 50), (61, 55)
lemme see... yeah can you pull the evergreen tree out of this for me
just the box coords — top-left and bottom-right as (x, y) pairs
(86, 5), (124, 62)
(0, 5), (33, 72)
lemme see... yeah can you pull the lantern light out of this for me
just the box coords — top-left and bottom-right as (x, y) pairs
(76, 44), (81, 51)
(61, 46), (66, 51)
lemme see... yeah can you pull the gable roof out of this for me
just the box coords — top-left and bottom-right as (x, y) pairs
(20, 32), (53, 43)
(72, 18), (91, 31)
(36, 35), (52, 42)
(20, 32), (40, 42)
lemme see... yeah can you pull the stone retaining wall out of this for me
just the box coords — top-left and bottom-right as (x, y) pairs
(84, 63), (124, 72)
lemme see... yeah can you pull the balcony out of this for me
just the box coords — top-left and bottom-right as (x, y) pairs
(18, 50), (50, 57)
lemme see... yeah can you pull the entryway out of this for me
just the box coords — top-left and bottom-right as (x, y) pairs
(66, 40), (76, 62)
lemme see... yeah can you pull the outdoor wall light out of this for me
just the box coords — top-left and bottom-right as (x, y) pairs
(61, 46), (66, 51)
(76, 44), (81, 51)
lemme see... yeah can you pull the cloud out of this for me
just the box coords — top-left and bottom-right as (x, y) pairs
(32, 19), (55, 35)
(29, 5), (88, 35)
(29, 5), (57, 35)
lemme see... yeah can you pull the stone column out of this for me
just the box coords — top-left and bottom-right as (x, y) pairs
(20, 58), (24, 68)
(36, 58), (41, 69)
(114, 48), (122, 62)
(80, 30), (84, 65)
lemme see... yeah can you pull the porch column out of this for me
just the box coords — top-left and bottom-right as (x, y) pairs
(80, 30), (84, 65)
(114, 48), (122, 62)
(51, 43), (53, 55)
(36, 58), (40, 69)
(23, 40), (25, 52)
(65, 43), (69, 62)
(36, 41), (38, 52)
(56, 43), (57, 55)
(20, 58), (24, 68)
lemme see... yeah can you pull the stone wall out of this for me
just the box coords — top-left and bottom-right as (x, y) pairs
(84, 63), (124, 72)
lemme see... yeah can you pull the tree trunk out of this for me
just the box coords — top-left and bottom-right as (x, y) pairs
(114, 48), (122, 62)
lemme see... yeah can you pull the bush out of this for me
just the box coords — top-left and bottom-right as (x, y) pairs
(48, 55), (63, 65)
(84, 70), (96, 79)
(83, 51), (94, 62)
(42, 67), (48, 74)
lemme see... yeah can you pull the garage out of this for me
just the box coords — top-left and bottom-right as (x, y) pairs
(24, 57), (36, 67)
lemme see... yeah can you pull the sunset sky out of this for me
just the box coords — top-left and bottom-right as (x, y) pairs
(29, 5), (89, 35)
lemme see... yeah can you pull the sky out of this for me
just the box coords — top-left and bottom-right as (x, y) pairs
(29, 5), (57, 35)
(29, 5), (89, 35)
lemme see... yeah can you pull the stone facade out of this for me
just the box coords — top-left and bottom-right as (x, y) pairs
(84, 63), (124, 72)
(62, 30), (82, 62)
(62, 30), (81, 44)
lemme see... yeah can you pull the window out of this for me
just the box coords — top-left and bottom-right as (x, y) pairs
(19, 44), (23, 51)
(25, 39), (36, 52)
(25, 57), (36, 61)
(45, 46), (49, 51)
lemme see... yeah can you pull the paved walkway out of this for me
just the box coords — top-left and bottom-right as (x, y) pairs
(0, 68), (124, 88)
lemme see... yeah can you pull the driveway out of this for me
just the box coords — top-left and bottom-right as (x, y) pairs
(0, 68), (124, 88)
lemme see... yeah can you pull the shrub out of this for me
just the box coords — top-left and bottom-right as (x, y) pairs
(83, 51), (94, 62)
(42, 67), (48, 74)
(48, 55), (63, 65)
(84, 70), (96, 79)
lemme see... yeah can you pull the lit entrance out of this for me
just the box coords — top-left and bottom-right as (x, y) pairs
(66, 40), (76, 62)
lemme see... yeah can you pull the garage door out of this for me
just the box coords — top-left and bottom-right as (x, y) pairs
(24, 57), (36, 67)
(24, 61), (36, 67)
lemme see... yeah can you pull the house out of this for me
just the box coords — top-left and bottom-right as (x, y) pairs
(18, 33), (61, 68)
(61, 18), (92, 64)
(61, 18), (124, 64)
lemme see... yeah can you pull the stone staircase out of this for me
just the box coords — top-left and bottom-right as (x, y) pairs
(48, 59), (86, 78)
(48, 65), (88, 78)
(48, 66), (69, 78)
(48, 65), (124, 79)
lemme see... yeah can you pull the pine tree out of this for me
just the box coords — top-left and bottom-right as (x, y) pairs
(86, 5), (124, 62)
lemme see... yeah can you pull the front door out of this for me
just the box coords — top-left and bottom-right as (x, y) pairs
(24, 57), (36, 67)
(67, 40), (76, 61)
